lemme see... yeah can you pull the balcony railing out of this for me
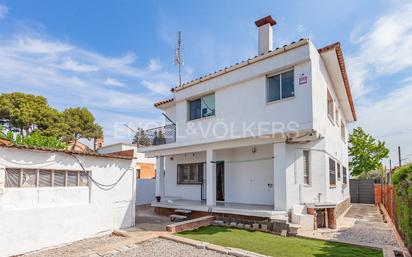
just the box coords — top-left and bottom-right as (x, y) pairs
(136, 124), (176, 147)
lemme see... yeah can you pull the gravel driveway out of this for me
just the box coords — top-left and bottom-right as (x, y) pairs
(299, 204), (397, 247)
(105, 238), (228, 257)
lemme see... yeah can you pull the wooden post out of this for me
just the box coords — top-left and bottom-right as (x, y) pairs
(398, 146), (402, 167)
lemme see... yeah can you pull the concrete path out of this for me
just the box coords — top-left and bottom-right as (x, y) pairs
(24, 206), (172, 257)
(298, 204), (398, 248)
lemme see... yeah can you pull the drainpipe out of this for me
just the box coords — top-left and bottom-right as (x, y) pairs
(131, 166), (136, 227)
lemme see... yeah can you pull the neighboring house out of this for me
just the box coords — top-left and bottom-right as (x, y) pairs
(0, 144), (136, 257)
(139, 15), (356, 229)
(67, 140), (94, 153)
(98, 143), (157, 206)
(98, 142), (156, 179)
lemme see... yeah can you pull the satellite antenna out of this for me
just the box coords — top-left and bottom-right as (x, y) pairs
(174, 31), (184, 86)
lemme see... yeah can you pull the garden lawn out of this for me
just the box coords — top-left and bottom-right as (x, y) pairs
(177, 226), (383, 257)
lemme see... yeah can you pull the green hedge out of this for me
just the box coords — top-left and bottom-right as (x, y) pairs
(392, 164), (412, 249)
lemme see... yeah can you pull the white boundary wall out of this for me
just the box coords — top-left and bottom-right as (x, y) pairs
(0, 147), (136, 257)
(135, 178), (155, 205)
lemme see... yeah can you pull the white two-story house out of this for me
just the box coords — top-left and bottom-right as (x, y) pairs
(139, 15), (356, 229)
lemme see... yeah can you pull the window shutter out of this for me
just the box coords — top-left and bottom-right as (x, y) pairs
(303, 151), (310, 185)
(67, 171), (78, 186)
(5, 169), (20, 187)
(329, 158), (336, 186)
(39, 170), (52, 187)
(54, 171), (66, 187)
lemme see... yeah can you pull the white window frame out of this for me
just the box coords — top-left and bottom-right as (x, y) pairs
(329, 158), (336, 187)
(266, 68), (295, 103)
(188, 93), (216, 121)
(327, 90), (334, 124)
(4, 168), (89, 188)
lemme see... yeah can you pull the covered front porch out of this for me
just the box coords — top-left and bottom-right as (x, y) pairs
(152, 140), (293, 218)
(151, 198), (282, 218)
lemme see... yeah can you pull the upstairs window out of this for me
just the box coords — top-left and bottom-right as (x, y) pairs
(267, 70), (294, 102)
(329, 158), (336, 186)
(342, 166), (347, 184)
(189, 93), (215, 120)
(177, 163), (204, 184)
(335, 108), (340, 125)
(327, 90), (334, 122)
(341, 121), (346, 141)
(337, 163), (341, 180)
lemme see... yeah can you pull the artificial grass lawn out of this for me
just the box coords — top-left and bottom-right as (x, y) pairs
(177, 226), (383, 257)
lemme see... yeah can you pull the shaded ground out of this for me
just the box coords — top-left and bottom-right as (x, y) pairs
(299, 204), (397, 247)
(178, 225), (383, 257)
(133, 205), (171, 231)
(24, 206), (170, 257)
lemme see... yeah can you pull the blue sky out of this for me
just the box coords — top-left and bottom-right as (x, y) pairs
(0, 0), (411, 165)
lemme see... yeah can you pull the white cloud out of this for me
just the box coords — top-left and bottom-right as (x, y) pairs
(104, 77), (125, 87)
(147, 59), (162, 72)
(0, 33), (176, 144)
(348, 3), (412, 165)
(141, 80), (170, 95)
(62, 58), (98, 72)
(348, 2), (412, 99)
(355, 81), (412, 166)
(0, 4), (8, 19)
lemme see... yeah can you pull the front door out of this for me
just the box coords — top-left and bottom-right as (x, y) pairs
(216, 162), (224, 201)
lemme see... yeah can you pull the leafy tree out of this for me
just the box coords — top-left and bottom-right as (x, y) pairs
(0, 92), (61, 136)
(62, 107), (103, 150)
(14, 132), (67, 149)
(0, 93), (104, 150)
(132, 128), (151, 146)
(349, 127), (389, 177)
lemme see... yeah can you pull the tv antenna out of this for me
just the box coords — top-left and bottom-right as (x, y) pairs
(174, 31), (184, 86)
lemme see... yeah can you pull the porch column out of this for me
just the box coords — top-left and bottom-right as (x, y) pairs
(206, 149), (216, 206)
(155, 156), (165, 199)
(273, 142), (287, 211)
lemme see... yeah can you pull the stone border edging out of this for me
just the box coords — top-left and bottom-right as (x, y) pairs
(160, 234), (271, 257)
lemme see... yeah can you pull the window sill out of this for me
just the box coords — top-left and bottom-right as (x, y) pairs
(266, 96), (295, 106)
(187, 115), (215, 123)
(177, 183), (202, 186)
(303, 184), (312, 187)
(329, 185), (337, 189)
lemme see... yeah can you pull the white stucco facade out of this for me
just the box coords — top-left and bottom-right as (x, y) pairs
(0, 147), (136, 257)
(140, 22), (355, 225)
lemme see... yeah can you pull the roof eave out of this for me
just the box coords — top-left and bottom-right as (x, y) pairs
(318, 42), (357, 121)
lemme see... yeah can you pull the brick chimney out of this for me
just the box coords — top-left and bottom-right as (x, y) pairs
(255, 15), (277, 55)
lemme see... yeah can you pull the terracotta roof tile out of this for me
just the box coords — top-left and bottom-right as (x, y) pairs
(318, 42), (357, 121)
(154, 97), (174, 107)
(0, 144), (133, 160)
(171, 38), (309, 93)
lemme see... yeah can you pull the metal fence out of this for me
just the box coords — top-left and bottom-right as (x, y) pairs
(137, 124), (176, 146)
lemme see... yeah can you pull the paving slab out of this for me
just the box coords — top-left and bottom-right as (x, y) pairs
(298, 204), (398, 248)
